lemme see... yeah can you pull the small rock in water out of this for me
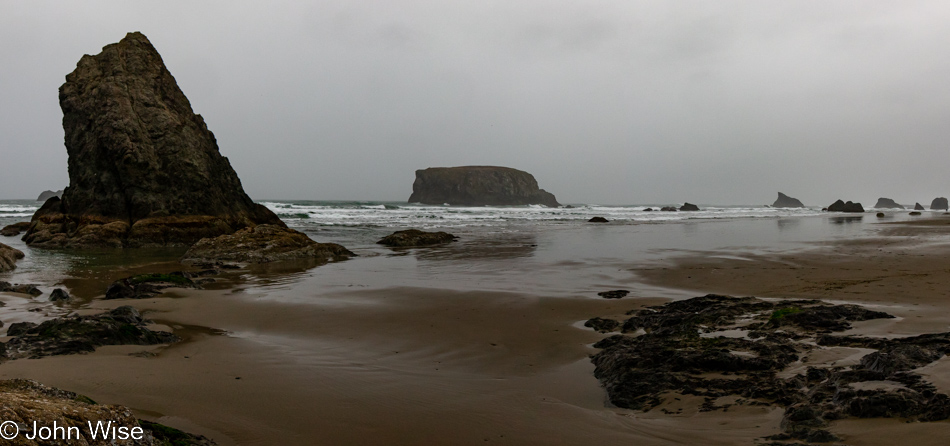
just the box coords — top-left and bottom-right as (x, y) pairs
(597, 290), (630, 299)
(876, 212), (885, 218)
(377, 229), (458, 247)
(588, 217), (609, 223)
(910, 211), (922, 216)
(49, 288), (70, 301)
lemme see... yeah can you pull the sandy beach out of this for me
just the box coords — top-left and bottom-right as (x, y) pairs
(0, 214), (949, 444)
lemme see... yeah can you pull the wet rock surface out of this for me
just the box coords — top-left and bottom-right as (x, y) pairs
(0, 243), (24, 272)
(0, 281), (41, 296)
(48, 288), (70, 302)
(23, 32), (283, 248)
(4, 306), (178, 359)
(105, 272), (205, 300)
(588, 217), (609, 223)
(377, 229), (457, 247)
(584, 317), (620, 333)
(597, 290), (629, 299)
(181, 224), (354, 264)
(0, 222), (31, 237)
(590, 294), (950, 442)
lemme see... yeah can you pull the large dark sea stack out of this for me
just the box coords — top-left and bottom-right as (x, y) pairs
(873, 197), (903, 209)
(827, 199), (864, 213)
(931, 197), (949, 210)
(408, 166), (560, 207)
(772, 192), (804, 208)
(23, 32), (282, 248)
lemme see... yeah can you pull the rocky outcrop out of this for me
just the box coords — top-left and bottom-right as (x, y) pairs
(679, 203), (700, 211)
(181, 225), (353, 264)
(827, 199), (864, 212)
(588, 217), (609, 223)
(36, 190), (63, 202)
(0, 282), (41, 296)
(931, 197), (949, 210)
(377, 229), (457, 247)
(873, 198), (903, 209)
(0, 243), (24, 273)
(104, 272), (208, 300)
(659, 206), (677, 212)
(4, 306), (177, 359)
(408, 166), (560, 207)
(915, 203), (926, 211)
(23, 32), (283, 249)
(772, 192), (804, 208)
(0, 222), (31, 237)
(597, 290), (629, 299)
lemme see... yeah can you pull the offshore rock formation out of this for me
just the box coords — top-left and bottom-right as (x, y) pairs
(408, 166), (560, 207)
(679, 202), (700, 211)
(36, 189), (62, 201)
(23, 32), (283, 248)
(377, 229), (457, 247)
(827, 199), (864, 213)
(0, 243), (24, 273)
(915, 202), (926, 211)
(772, 192), (804, 208)
(181, 225), (354, 264)
(931, 197), (949, 210)
(873, 197), (903, 209)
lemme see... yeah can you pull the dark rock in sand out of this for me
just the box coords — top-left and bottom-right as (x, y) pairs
(910, 211), (922, 216)
(408, 166), (560, 207)
(585, 317), (620, 333)
(23, 32), (284, 249)
(597, 290), (629, 299)
(588, 294), (950, 441)
(827, 199), (864, 213)
(660, 206), (678, 212)
(4, 306), (178, 359)
(588, 217), (609, 223)
(0, 222), (31, 237)
(182, 224), (354, 264)
(932, 197), (949, 210)
(915, 203), (926, 211)
(105, 272), (199, 300)
(679, 203), (700, 211)
(876, 212), (885, 217)
(377, 229), (457, 247)
(873, 198), (904, 209)
(0, 281), (40, 296)
(35, 190), (63, 202)
(49, 288), (70, 302)
(0, 243), (24, 273)
(772, 192), (805, 208)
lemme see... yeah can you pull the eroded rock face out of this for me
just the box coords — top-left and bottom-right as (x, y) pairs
(772, 192), (804, 208)
(0, 243), (24, 273)
(181, 224), (354, 264)
(827, 199), (864, 212)
(931, 197), (949, 210)
(874, 198), (904, 209)
(588, 295), (950, 442)
(377, 229), (457, 247)
(23, 32), (283, 248)
(408, 166), (560, 207)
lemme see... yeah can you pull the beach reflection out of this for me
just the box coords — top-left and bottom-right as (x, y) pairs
(409, 233), (538, 261)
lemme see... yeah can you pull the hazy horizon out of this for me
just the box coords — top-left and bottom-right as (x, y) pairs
(3, 1), (950, 206)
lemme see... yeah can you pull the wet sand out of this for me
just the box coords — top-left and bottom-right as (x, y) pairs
(1, 216), (948, 444)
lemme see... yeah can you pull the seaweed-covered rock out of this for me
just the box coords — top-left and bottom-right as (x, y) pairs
(408, 166), (560, 207)
(0, 243), (24, 272)
(772, 192), (805, 208)
(22, 32), (284, 249)
(584, 317), (620, 333)
(827, 199), (864, 212)
(589, 294), (950, 440)
(105, 272), (199, 300)
(182, 225), (354, 264)
(0, 222), (31, 237)
(377, 229), (457, 247)
(873, 198), (904, 209)
(4, 306), (178, 359)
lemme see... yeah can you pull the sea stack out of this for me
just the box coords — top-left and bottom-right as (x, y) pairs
(931, 197), (949, 211)
(408, 166), (560, 207)
(827, 200), (864, 213)
(873, 198), (903, 209)
(772, 192), (804, 208)
(914, 203), (926, 211)
(35, 190), (62, 202)
(23, 32), (284, 248)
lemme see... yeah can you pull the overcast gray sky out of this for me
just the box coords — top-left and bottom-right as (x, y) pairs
(2, 1), (950, 205)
